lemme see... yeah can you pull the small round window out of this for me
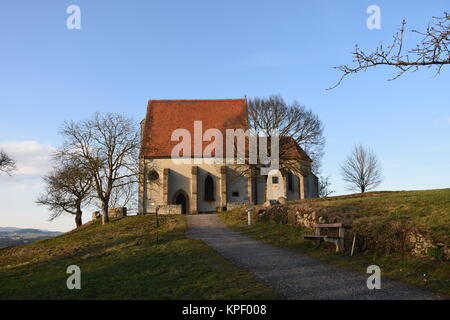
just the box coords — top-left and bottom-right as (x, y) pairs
(147, 170), (159, 181)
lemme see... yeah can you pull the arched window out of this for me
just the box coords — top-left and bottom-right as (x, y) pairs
(204, 175), (215, 201)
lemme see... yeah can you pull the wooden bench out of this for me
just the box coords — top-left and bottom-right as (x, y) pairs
(303, 223), (346, 253)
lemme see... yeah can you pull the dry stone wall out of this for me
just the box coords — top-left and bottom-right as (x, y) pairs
(158, 205), (182, 215)
(406, 231), (449, 259)
(227, 202), (249, 210)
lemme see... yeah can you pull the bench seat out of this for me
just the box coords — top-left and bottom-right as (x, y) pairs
(324, 236), (343, 240)
(303, 235), (326, 239)
(313, 223), (342, 228)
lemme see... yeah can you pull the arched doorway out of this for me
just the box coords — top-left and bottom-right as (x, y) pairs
(173, 190), (189, 214)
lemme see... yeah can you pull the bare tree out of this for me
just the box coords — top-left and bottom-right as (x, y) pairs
(341, 144), (383, 193)
(0, 150), (16, 175)
(37, 160), (92, 227)
(109, 176), (137, 211)
(330, 12), (450, 89)
(318, 175), (334, 198)
(246, 94), (325, 176)
(58, 113), (140, 224)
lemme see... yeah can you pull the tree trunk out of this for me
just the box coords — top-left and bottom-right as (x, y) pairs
(75, 211), (82, 227)
(102, 200), (109, 224)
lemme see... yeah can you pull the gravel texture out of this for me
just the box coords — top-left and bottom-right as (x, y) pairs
(187, 214), (443, 300)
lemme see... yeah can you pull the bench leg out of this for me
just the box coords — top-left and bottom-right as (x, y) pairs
(314, 227), (322, 247)
(335, 238), (344, 253)
(315, 238), (323, 247)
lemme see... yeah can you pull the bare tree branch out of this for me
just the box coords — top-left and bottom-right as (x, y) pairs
(318, 175), (334, 198)
(239, 95), (325, 177)
(329, 12), (450, 89)
(0, 150), (16, 176)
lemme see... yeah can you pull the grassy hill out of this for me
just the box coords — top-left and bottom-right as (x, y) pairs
(221, 189), (450, 296)
(295, 189), (449, 243)
(0, 215), (280, 299)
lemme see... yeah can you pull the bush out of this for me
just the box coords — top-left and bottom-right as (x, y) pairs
(427, 247), (444, 260)
(258, 206), (290, 224)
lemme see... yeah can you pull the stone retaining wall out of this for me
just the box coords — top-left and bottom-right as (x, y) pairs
(406, 231), (449, 259)
(109, 207), (127, 218)
(227, 202), (249, 210)
(158, 205), (182, 215)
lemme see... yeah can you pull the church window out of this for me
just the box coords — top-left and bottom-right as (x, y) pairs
(147, 170), (159, 181)
(204, 175), (215, 201)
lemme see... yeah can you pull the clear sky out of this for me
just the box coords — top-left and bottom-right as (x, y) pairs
(0, 0), (449, 232)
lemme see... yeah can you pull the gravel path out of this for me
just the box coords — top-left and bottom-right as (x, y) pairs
(187, 214), (443, 300)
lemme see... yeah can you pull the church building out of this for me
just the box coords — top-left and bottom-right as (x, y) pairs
(138, 98), (318, 214)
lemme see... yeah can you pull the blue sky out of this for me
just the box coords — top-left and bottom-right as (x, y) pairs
(0, 0), (449, 231)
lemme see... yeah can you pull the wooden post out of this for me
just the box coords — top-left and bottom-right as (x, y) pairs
(351, 234), (356, 256)
(246, 207), (253, 225)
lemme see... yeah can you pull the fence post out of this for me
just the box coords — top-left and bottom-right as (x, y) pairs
(246, 207), (253, 226)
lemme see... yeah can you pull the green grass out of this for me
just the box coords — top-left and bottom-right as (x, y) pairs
(0, 215), (281, 299)
(290, 189), (450, 243)
(220, 189), (450, 297)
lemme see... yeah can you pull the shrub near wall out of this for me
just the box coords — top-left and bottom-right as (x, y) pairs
(258, 205), (326, 228)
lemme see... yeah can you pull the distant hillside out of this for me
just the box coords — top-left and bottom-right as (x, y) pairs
(0, 227), (62, 248)
(0, 227), (20, 232)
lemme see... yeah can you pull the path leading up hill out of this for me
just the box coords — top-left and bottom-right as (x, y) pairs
(187, 214), (443, 300)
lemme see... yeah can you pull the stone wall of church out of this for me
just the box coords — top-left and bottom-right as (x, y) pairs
(226, 167), (249, 204)
(138, 158), (319, 214)
(304, 173), (319, 199)
(253, 176), (267, 205)
(285, 174), (301, 201)
(140, 158), (248, 214)
(196, 165), (222, 212)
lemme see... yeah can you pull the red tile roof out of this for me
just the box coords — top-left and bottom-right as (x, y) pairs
(140, 99), (248, 158)
(280, 137), (313, 162)
(140, 98), (312, 163)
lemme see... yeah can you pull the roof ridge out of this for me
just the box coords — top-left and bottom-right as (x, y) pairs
(148, 98), (246, 103)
